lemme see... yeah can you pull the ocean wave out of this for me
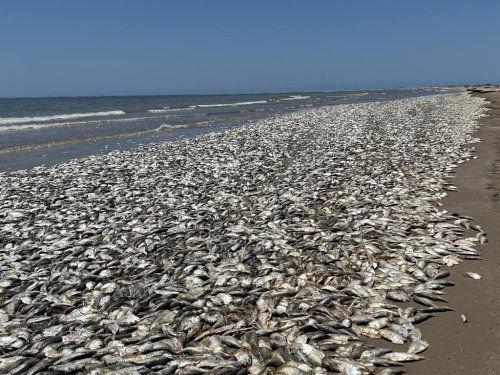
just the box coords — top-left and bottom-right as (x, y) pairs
(0, 110), (126, 125)
(148, 108), (170, 113)
(0, 115), (181, 133)
(147, 107), (196, 113)
(155, 123), (193, 131)
(193, 100), (268, 108)
(325, 92), (370, 100)
(0, 122), (215, 155)
(148, 97), (308, 112)
(279, 95), (311, 101)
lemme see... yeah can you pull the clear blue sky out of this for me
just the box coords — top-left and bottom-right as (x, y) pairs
(1, 0), (499, 97)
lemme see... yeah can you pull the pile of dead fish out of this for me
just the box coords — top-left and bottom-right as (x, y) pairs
(0, 93), (487, 374)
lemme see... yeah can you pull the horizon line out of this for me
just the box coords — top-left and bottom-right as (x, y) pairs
(0, 84), (467, 100)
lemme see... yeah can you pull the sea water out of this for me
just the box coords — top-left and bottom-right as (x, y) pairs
(0, 88), (451, 171)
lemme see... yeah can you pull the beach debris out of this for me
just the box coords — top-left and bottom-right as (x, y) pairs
(465, 272), (482, 280)
(0, 93), (486, 373)
(460, 314), (468, 323)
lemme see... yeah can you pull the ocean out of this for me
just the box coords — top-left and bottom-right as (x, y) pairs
(0, 88), (451, 172)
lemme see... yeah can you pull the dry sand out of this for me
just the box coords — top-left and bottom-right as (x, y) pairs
(406, 91), (500, 374)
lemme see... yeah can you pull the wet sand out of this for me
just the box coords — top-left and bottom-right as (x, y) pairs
(407, 91), (500, 374)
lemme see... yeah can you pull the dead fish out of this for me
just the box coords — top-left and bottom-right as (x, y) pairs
(409, 313), (435, 324)
(275, 360), (313, 375)
(407, 339), (429, 354)
(413, 296), (436, 307)
(476, 232), (488, 244)
(421, 306), (454, 313)
(386, 290), (410, 302)
(0, 93), (487, 373)
(382, 351), (425, 362)
(0, 357), (27, 373)
(379, 329), (405, 345)
(49, 362), (87, 374)
(293, 342), (324, 367)
(415, 291), (448, 303)
(465, 272), (482, 280)
(376, 369), (406, 375)
(52, 350), (96, 365)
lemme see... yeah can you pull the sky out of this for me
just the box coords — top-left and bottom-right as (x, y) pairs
(1, 0), (499, 97)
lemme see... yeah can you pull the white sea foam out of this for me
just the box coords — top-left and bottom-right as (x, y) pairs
(155, 124), (175, 131)
(147, 107), (195, 113)
(325, 92), (370, 100)
(280, 95), (311, 101)
(155, 124), (194, 131)
(0, 115), (167, 133)
(194, 100), (268, 108)
(0, 110), (126, 125)
(148, 109), (170, 113)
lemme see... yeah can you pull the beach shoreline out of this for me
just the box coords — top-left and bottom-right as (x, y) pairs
(0, 88), (449, 173)
(0, 92), (494, 373)
(407, 91), (500, 374)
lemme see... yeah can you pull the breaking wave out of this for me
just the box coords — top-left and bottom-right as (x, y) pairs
(0, 115), (160, 133)
(0, 110), (126, 125)
(279, 95), (311, 101)
(192, 100), (268, 108)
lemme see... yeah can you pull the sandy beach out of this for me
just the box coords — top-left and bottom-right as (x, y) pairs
(406, 91), (500, 374)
